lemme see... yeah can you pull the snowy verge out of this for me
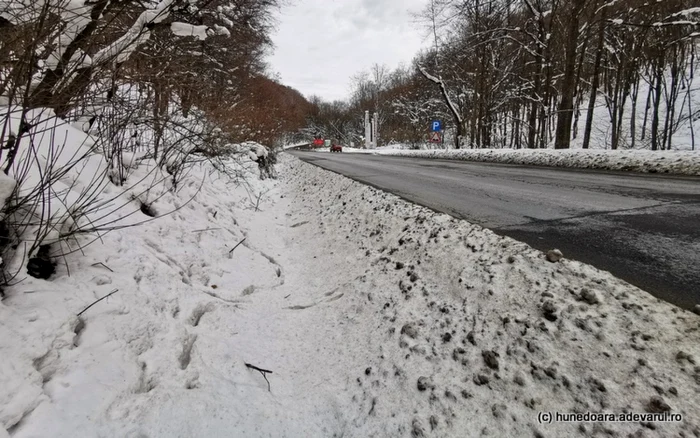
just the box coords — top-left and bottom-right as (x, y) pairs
(349, 147), (700, 176)
(0, 148), (283, 437)
(284, 155), (700, 437)
(2, 147), (699, 437)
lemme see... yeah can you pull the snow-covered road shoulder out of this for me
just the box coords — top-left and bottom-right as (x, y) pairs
(0, 152), (290, 437)
(287, 155), (700, 437)
(3, 149), (699, 437)
(366, 148), (700, 176)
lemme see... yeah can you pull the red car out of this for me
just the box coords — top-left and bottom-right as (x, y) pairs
(330, 144), (343, 153)
(312, 138), (324, 147)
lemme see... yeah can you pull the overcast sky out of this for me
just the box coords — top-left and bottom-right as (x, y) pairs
(269, 0), (429, 102)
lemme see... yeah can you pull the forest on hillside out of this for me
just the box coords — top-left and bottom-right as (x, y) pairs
(0, 0), (315, 283)
(3, 0), (699, 160)
(0, 0), (312, 150)
(308, 0), (700, 151)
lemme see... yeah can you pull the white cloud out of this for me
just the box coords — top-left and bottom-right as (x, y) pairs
(269, 0), (429, 101)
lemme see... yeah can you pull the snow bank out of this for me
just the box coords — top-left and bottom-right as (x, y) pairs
(280, 156), (700, 437)
(2, 145), (699, 437)
(370, 148), (700, 176)
(0, 150), (281, 436)
(1, 104), (290, 436)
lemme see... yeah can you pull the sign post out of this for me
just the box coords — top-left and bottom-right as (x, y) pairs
(429, 120), (442, 144)
(364, 111), (371, 149)
(372, 112), (378, 148)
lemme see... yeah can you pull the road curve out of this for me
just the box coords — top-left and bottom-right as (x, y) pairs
(288, 150), (700, 309)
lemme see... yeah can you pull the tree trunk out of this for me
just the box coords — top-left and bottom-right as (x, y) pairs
(540, 38), (555, 149)
(527, 99), (539, 149)
(688, 47), (696, 151)
(630, 78), (639, 148)
(650, 59), (664, 151)
(664, 48), (682, 150)
(641, 72), (653, 140)
(583, 12), (606, 150)
(572, 34), (589, 140)
(554, 0), (585, 149)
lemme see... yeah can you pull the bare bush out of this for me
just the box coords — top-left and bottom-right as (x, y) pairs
(0, 0), (294, 284)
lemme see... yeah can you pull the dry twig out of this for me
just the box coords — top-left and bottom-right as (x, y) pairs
(77, 288), (119, 316)
(245, 362), (273, 391)
(228, 238), (246, 254)
(91, 262), (114, 272)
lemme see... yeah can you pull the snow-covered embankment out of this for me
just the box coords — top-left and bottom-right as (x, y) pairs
(283, 154), (700, 437)
(2, 147), (699, 437)
(372, 148), (700, 176)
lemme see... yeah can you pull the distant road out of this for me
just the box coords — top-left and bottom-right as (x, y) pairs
(288, 151), (700, 309)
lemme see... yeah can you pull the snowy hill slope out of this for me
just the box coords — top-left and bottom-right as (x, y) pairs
(1, 143), (699, 437)
(0, 110), (295, 436)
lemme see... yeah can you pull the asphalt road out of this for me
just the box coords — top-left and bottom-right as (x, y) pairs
(288, 150), (700, 309)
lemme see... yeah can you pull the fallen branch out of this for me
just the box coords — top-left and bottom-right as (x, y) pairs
(192, 228), (222, 233)
(77, 289), (119, 316)
(91, 262), (114, 272)
(228, 238), (246, 254)
(254, 192), (263, 212)
(245, 362), (273, 391)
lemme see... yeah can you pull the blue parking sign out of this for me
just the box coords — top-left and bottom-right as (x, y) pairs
(431, 120), (442, 132)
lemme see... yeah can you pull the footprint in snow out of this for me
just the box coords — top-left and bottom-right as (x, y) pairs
(91, 274), (112, 286)
(179, 334), (197, 370)
(188, 303), (216, 326)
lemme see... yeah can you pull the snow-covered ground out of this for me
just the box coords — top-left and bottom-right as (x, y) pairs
(3, 149), (700, 437)
(372, 148), (700, 176)
(314, 145), (700, 176)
